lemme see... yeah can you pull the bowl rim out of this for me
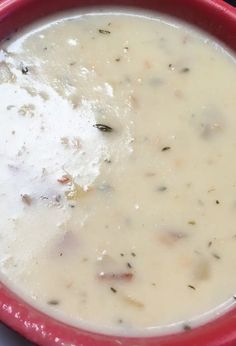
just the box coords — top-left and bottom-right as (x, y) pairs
(1, 0), (236, 345)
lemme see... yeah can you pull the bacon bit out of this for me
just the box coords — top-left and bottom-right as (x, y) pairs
(21, 194), (32, 206)
(194, 258), (210, 281)
(175, 159), (185, 168)
(178, 255), (193, 268)
(57, 175), (70, 184)
(55, 231), (79, 257)
(98, 272), (133, 281)
(65, 183), (91, 201)
(72, 137), (80, 149)
(158, 230), (187, 246)
(144, 60), (152, 69)
(182, 35), (189, 44)
(122, 294), (144, 308)
(61, 137), (69, 146)
(174, 89), (184, 99)
(130, 95), (139, 109)
(145, 172), (156, 177)
(66, 281), (73, 289)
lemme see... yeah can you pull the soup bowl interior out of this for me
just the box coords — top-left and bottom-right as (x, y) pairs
(1, 0), (236, 345)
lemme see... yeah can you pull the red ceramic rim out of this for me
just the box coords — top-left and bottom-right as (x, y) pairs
(1, 0), (236, 345)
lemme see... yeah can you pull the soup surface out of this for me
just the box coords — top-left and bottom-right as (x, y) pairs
(1, 9), (236, 335)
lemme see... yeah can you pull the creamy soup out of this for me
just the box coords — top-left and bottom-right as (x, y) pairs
(1, 9), (236, 336)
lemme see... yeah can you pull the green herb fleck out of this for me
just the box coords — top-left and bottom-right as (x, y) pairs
(21, 66), (29, 75)
(188, 285), (196, 290)
(157, 186), (167, 192)
(180, 67), (190, 73)
(110, 287), (117, 293)
(104, 158), (112, 164)
(98, 29), (111, 35)
(161, 146), (171, 151)
(48, 299), (60, 306)
(212, 253), (221, 260)
(183, 324), (191, 331)
(93, 123), (113, 132)
(21, 194), (32, 206)
(188, 220), (196, 225)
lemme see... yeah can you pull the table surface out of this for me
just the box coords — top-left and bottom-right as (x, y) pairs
(0, 0), (235, 344)
(0, 323), (34, 346)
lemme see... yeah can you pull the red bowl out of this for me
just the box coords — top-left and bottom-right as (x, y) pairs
(1, 0), (236, 345)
